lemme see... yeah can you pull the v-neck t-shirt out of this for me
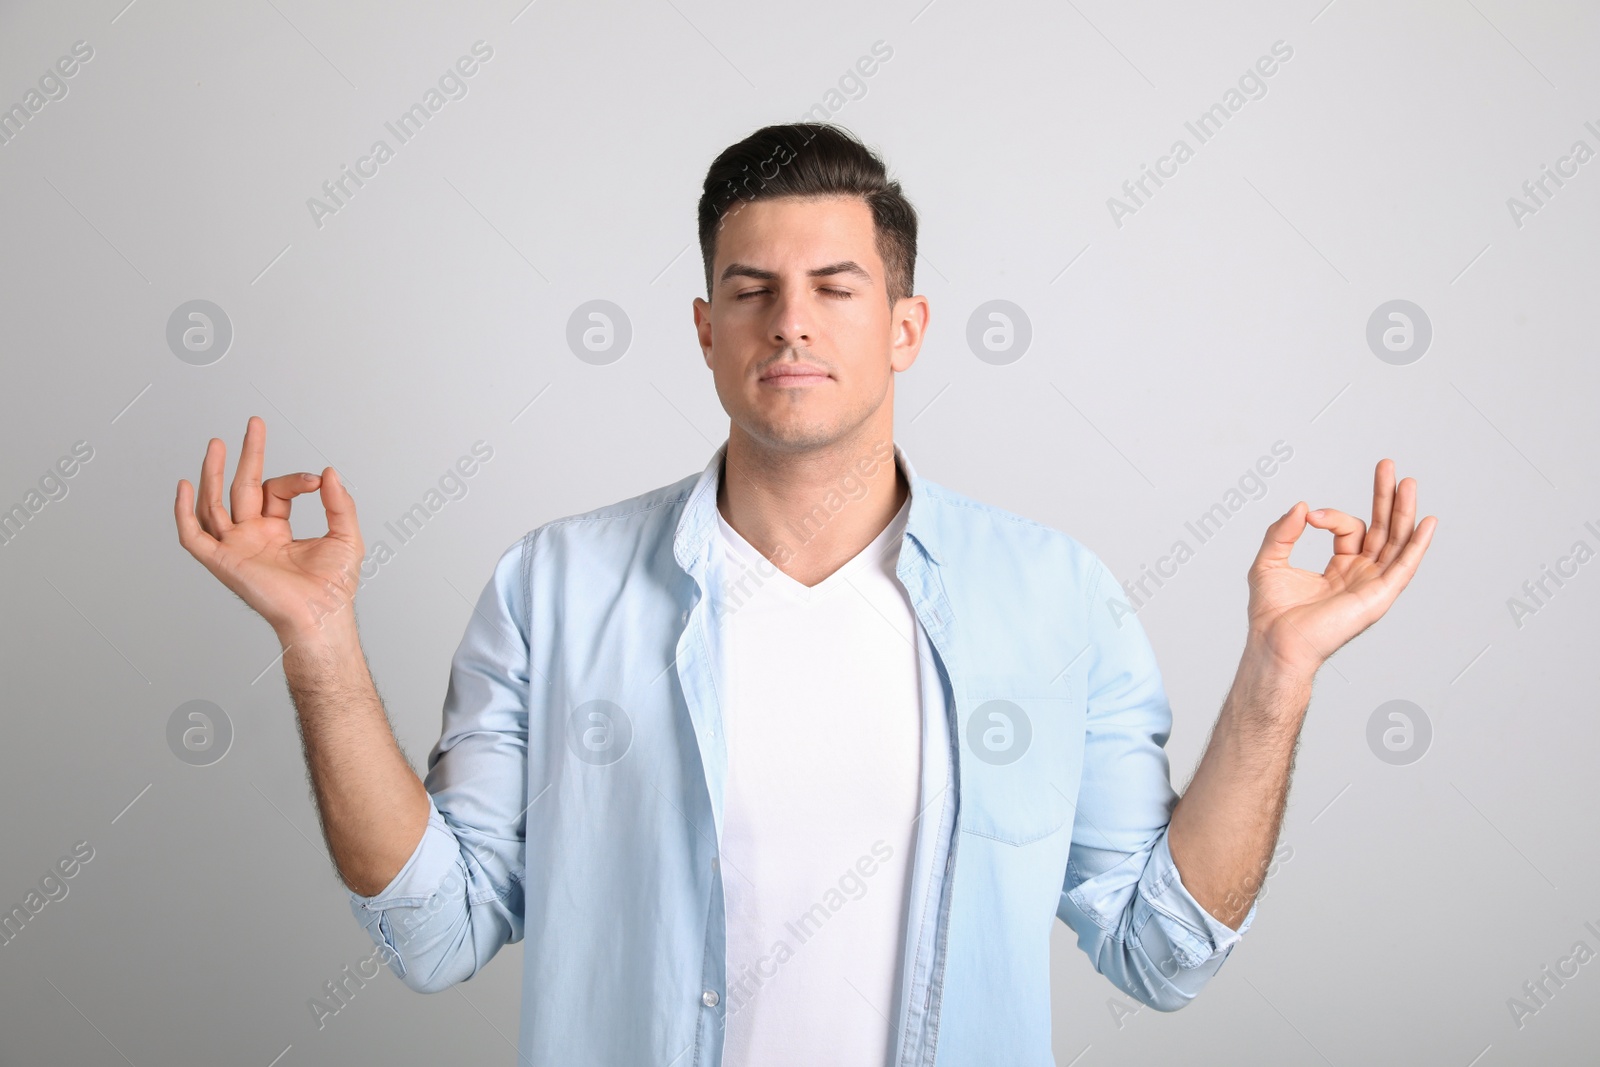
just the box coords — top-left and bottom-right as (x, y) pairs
(709, 493), (924, 1067)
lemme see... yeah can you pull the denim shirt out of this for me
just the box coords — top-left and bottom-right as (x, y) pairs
(346, 439), (1254, 1066)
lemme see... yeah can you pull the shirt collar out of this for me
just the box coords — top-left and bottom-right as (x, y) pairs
(673, 437), (942, 576)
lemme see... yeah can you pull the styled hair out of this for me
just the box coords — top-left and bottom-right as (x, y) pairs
(697, 123), (918, 306)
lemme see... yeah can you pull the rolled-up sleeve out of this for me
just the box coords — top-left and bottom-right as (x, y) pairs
(1055, 556), (1255, 1011)
(346, 533), (532, 994)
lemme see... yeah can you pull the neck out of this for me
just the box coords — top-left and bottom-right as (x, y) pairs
(717, 423), (907, 588)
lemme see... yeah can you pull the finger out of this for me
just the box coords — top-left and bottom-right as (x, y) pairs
(175, 479), (221, 568)
(1252, 500), (1309, 570)
(230, 416), (267, 520)
(1363, 458), (1395, 560)
(1305, 506), (1367, 557)
(1375, 513), (1437, 598)
(318, 467), (361, 546)
(1378, 477), (1418, 568)
(196, 437), (233, 537)
(261, 472), (322, 521)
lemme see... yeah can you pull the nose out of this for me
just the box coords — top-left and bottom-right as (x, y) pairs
(769, 286), (813, 348)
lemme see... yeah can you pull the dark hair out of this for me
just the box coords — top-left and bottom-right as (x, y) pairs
(697, 123), (918, 306)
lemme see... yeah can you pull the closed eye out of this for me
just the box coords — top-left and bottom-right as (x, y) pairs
(734, 287), (855, 300)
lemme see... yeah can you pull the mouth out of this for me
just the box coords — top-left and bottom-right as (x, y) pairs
(759, 364), (833, 387)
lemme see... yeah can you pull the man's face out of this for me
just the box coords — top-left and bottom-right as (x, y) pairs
(693, 195), (927, 455)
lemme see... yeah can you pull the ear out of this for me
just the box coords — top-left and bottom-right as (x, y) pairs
(692, 296), (714, 368)
(889, 294), (929, 373)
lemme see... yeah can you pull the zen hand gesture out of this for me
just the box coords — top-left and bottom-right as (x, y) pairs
(1246, 458), (1438, 679)
(174, 416), (364, 642)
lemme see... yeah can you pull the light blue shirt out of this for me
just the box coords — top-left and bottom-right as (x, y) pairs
(347, 439), (1254, 1066)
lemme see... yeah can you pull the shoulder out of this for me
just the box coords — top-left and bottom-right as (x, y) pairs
(537, 471), (698, 536)
(496, 469), (700, 567)
(913, 475), (1109, 587)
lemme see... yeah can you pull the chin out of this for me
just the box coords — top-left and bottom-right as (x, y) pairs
(742, 416), (846, 453)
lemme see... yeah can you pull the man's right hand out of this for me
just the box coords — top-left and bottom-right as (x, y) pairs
(174, 415), (364, 644)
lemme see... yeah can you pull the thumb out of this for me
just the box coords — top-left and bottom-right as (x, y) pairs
(1253, 501), (1307, 569)
(319, 466), (361, 545)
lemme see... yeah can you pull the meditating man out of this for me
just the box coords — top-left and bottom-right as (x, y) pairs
(174, 122), (1436, 1065)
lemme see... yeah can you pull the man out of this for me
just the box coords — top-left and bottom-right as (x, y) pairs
(174, 122), (1436, 1065)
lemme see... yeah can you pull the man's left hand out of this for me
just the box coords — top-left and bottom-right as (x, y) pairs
(1245, 458), (1438, 681)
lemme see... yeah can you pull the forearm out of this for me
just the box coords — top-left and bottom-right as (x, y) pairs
(279, 621), (431, 897)
(1165, 641), (1313, 929)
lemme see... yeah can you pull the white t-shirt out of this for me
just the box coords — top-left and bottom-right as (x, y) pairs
(709, 492), (923, 1066)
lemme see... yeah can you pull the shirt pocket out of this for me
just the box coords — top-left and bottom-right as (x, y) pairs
(956, 674), (1086, 847)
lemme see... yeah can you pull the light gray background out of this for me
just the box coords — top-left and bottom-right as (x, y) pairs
(2, 0), (1596, 1064)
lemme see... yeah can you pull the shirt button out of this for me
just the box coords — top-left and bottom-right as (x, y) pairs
(702, 989), (720, 1007)
(680, 610), (689, 623)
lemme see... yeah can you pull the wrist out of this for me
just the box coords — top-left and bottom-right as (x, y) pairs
(276, 617), (363, 659)
(1241, 633), (1317, 685)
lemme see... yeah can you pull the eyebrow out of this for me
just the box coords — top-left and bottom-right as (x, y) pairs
(718, 260), (874, 285)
